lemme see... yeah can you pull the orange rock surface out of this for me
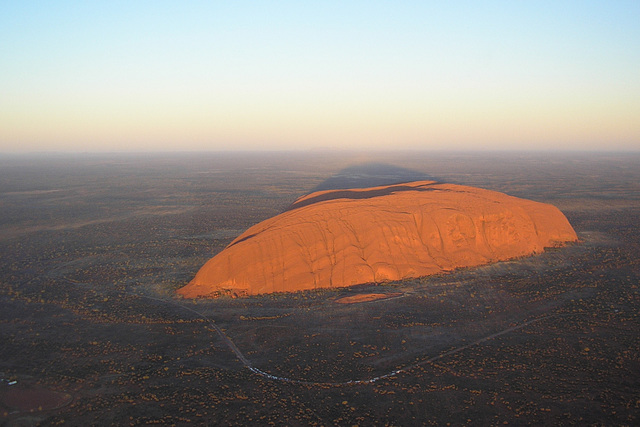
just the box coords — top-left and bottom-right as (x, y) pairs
(178, 181), (578, 298)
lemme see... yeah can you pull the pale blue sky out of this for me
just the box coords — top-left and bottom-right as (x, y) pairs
(1, 1), (639, 152)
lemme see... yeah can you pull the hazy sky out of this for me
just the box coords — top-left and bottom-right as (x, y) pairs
(1, 1), (639, 152)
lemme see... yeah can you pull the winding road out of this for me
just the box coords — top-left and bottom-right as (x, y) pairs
(143, 294), (563, 387)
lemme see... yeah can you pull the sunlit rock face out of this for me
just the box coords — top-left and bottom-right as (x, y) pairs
(178, 181), (577, 298)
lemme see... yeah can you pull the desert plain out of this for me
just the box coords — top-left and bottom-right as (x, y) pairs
(1, 151), (639, 425)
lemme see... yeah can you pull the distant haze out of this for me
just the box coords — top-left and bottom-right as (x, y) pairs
(1, 1), (639, 153)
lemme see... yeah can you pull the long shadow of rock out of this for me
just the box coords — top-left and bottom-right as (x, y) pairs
(312, 162), (442, 192)
(285, 163), (445, 211)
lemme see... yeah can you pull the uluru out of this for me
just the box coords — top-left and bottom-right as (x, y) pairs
(178, 181), (578, 298)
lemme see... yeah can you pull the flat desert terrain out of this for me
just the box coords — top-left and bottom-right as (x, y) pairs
(1, 151), (639, 425)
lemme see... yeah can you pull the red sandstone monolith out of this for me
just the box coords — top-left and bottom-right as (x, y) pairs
(178, 181), (577, 298)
